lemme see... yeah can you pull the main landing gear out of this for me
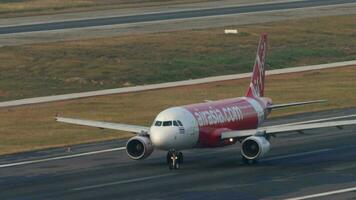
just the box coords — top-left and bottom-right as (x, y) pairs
(167, 150), (183, 170)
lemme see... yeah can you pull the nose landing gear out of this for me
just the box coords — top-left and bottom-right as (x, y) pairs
(167, 150), (183, 170)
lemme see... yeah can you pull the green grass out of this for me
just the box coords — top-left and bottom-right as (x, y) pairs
(0, 15), (355, 101)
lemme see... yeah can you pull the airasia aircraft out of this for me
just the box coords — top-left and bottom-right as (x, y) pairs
(56, 33), (356, 169)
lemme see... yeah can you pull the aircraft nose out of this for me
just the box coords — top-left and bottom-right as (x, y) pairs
(150, 127), (176, 150)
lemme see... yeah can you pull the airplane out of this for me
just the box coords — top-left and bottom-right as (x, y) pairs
(56, 33), (356, 169)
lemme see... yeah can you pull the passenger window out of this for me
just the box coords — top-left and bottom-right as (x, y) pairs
(155, 121), (162, 126)
(173, 121), (179, 126)
(177, 120), (183, 126)
(163, 121), (172, 126)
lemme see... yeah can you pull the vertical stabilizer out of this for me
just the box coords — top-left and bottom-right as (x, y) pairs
(246, 33), (268, 97)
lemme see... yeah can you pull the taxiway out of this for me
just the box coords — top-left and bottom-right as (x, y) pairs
(1, 0), (355, 35)
(0, 61), (355, 108)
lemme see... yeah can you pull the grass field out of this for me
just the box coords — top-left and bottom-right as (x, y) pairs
(0, 0), (215, 17)
(0, 66), (355, 155)
(0, 0), (282, 18)
(0, 15), (355, 101)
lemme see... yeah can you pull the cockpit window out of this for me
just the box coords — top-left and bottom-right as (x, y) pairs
(177, 120), (183, 126)
(154, 121), (162, 126)
(173, 121), (179, 126)
(163, 121), (172, 126)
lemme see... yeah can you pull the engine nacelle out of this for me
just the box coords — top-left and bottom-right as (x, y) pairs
(241, 136), (270, 160)
(126, 136), (154, 160)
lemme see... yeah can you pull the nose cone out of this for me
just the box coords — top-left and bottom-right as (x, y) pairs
(150, 126), (176, 150)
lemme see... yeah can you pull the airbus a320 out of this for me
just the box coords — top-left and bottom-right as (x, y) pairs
(56, 33), (356, 169)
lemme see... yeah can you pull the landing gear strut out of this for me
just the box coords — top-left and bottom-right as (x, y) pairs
(167, 150), (183, 170)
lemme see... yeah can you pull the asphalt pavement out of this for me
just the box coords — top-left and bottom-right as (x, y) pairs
(0, 107), (356, 199)
(1, 0), (356, 35)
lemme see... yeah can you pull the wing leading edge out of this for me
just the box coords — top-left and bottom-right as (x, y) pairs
(56, 117), (150, 135)
(267, 100), (327, 110)
(221, 118), (356, 139)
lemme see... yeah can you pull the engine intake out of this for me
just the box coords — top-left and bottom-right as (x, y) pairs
(126, 136), (154, 160)
(241, 136), (270, 160)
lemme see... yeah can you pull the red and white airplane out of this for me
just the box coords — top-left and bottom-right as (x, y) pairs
(56, 33), (356, 169)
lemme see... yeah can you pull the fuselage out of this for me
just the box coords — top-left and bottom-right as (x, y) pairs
(150, 96), (272, 150)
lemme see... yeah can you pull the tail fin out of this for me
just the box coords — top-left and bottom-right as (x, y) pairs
(246, 33), (268, 97)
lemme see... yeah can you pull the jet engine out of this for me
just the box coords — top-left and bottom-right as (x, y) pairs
(126, 136), (154, 160)
(241, 136), (270, 160)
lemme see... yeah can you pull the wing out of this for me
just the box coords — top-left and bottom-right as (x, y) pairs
(56, 117), (150, 135)
(267, 100), (327, 109)
(267, 114), (356, 127)
(221, 117), (356, 139)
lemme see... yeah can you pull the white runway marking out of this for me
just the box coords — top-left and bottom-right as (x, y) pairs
(0, 147), (125, 168)
(284, 186), (356, 200)
(263, 148), (332, 162)
(73, 173), (175, 191)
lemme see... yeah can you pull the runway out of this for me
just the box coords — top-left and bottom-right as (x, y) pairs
(1, 0), (356, 35)
(0, 108), (356, 199)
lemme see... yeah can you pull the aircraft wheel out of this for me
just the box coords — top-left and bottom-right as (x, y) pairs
(178, 152), (183, 164)
(169, 161), (175, 170)
(167, 151), (172, 164)
(167, 150), (182, 170)
(175, 160), (180, 169)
